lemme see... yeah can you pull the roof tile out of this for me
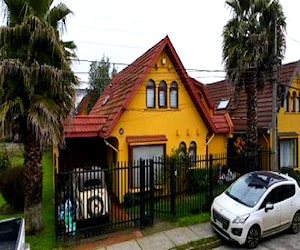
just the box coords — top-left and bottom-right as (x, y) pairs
(126, 135), (168, 144)
(89, 36), (228, 136)
(205, 60), (300, 132)
(63, 115), (107, 138)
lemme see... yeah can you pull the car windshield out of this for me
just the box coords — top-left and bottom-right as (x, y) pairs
(225, 173), (268, 207)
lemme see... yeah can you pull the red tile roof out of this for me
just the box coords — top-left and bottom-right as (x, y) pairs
(205, 60), (300, 132)
(64, 36), (234, 138)
(126, 135), (168, 144)
(189, 77), (214, 109)
(212, 113), (234, 134)
(89, 36), (231, 137)
(63, 115), (107, 138)
(189, 77), (233, 133)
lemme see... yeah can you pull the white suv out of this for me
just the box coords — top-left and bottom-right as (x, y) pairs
(73, 167), (109, 221)
(211, 171), (300, 248)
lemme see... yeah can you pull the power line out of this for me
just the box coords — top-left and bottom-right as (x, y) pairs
(70, 58), (226, 73)
(74, 40), (145, 49)
(287, 35), (300, 44)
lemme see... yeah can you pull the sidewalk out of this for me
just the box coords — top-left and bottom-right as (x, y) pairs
(66, 222), (219, 250)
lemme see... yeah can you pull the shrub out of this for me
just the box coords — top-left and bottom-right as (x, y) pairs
(0, 145), (11, 170)
(123, 192), (140, 208)
(0, 165), (24, 210)
(280, 167), (300, 184)
(186, 169), (209, 194)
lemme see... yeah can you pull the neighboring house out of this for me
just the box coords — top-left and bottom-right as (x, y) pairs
(205, 60), (300, 170)
(54, 36), (233, 182)
(74, 88), (87, 111)
(75, 93), (89, 115)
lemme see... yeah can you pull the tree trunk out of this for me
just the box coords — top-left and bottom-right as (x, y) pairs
(245, 81), (259, 170)
(23, 133), (43, 234)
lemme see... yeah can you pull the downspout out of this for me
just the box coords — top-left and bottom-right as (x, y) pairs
(263, 134), (271, 171)
(205, 132), (215, 202)
(263, 134), (270, 149)
(205, 133), (215, 158)
(104, 139), (119, 152)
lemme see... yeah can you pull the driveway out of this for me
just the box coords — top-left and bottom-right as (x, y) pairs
(214, 231), (300, 249)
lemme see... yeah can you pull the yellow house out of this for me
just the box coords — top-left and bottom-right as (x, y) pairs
(278, 61), (300, 170)
(54, 36), (233, 200)
(206, 60), (300, 171)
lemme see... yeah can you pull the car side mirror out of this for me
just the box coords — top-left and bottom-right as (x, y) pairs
(265, 202), (274, 212)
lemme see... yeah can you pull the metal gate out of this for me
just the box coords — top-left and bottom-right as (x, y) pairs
(55, 151), (270, 241)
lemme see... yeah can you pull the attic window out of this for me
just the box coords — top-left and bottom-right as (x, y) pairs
(217, 99), (230, 110)
(102, 95), (110, 106)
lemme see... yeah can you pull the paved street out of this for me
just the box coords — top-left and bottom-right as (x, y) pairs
(214, 231), (300, 250)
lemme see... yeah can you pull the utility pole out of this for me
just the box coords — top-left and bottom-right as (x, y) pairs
(271, 14), (278, 171)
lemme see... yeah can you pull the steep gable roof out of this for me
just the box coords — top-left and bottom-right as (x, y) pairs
(88, 36), (227, 138)
(64, 36), (234, 138)
(206, 60), (300, 132)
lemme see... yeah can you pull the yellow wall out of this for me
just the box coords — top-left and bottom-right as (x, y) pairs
(277, 77), (300, 170)
(207, 134), (228, 155)
(110, 52), (228, 162)
(107, 52), (229, 201)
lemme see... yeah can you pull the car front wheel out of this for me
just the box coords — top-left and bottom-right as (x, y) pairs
(245, 225), (260, 249)
(290, 211), (300, 234)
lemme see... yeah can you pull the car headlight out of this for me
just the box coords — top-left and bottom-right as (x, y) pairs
(233, 214), (250, 224)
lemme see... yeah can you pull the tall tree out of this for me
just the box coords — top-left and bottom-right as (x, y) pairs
(86, 55), (117, 113)
(222, 0), (286, 169)
(0, 0), (78, 233)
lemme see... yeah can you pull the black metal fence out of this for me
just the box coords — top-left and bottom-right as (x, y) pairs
(55, 149), (272, 240)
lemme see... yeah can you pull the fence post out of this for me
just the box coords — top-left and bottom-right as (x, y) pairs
(209, 154), (213, 207)
(170, 158), (176, 218)
(149, 159), (154, 225)
(140, 159), (146, 228)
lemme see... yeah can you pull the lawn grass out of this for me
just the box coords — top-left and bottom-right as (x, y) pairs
(0, 143), (215, 250)
(0, 144), (62, 250)
(176, 212), (210, 227)
(171, 235), (223, 250)
(1, 142), (24, 167)
(26, 148), (63, 250)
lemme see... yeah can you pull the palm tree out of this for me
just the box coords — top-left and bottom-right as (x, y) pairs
(0, 0), (78, 234)
(222, 0), (286, 170)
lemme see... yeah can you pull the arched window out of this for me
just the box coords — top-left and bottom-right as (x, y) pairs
(170, 81), (178, 109)
(291, 91), (296, 112)
(284, 92), (290, 112)
(146, 79), (155, 108)
(178, 142), (186, 158)
(189, 141), (197, 164)
(158, 80), (167, 108)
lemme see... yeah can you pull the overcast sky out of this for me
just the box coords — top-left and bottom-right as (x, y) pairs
(59, 0), (300, 86)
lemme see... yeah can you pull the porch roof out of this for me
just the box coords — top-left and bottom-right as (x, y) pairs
(126, 135), (168, 145)
(63, 115), (107, 138)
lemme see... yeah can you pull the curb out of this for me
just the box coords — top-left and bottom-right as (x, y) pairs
(170, 235), (223, 250)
